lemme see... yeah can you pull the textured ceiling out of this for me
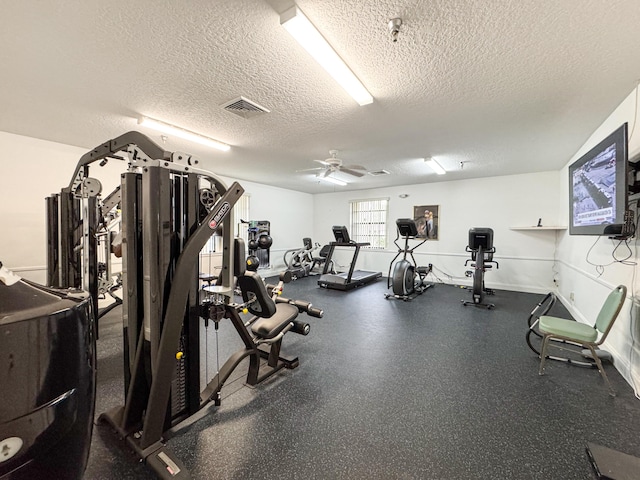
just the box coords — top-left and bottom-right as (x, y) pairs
(1, 0), (640, 193)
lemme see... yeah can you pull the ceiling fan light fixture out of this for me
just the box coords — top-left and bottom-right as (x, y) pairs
(280, 6), (373, 106)
(318, 175), (347, 186)
(424, 157), (446, 175)
(138, 117), (230, 152)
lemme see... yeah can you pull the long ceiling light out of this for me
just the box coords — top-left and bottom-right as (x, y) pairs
(318, 175), (347, 186)
(138, 117), (230, 152)
(424, 157), (446, 175)
(280, 6), (373, 106)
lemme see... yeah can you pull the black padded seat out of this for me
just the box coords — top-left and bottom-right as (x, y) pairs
(251, 303), (298, 339)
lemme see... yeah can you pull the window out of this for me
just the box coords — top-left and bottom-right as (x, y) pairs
(349, 198), (388, 249)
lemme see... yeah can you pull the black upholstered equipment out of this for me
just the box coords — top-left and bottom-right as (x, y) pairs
(234, 237), (247, 277)
(238, 271), (276, 318)
(250, 303), (299, 339)
(311, 244), (331, 271)
(237, 271), (299, 340)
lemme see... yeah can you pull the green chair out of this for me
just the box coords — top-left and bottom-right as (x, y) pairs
(538, 285), (627, 396)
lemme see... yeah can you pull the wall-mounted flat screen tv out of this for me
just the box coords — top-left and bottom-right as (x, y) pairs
(569, 123), (628, 235)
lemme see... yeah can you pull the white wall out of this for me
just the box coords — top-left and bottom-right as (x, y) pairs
(556, 87), (640, 389)
(314, 171), (562, 293)
(0, 132), (116, 283)
(0, 131), (313, 282)
(216, 176), (315, 274)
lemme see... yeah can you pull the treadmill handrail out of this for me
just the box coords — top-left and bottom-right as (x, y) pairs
(321, 242), (368, 281)
(329, 241), (370, 247)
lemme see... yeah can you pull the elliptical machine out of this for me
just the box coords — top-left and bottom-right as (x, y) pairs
(462, 227), (498, 309)
(283, 237), (319, 279)
(385, 218), (433, 301)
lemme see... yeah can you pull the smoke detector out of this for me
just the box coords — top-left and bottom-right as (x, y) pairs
(220, 96), (270, 119)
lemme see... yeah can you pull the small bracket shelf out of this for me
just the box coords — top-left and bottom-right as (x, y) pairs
(509, 226), (567, 231)
(629, 157), (640, 194)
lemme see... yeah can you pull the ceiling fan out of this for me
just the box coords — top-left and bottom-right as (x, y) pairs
(299, 150), (367, 178)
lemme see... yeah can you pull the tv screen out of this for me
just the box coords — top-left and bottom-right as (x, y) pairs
(569, 123), (628, 235)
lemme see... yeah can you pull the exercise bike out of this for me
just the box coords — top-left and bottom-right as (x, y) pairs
(385, 218), (433, 301)
(462, 227), (498, 309)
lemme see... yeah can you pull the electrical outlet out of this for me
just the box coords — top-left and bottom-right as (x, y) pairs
(570, 292), (575, 302)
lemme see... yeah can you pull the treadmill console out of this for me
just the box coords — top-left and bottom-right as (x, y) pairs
(332, 225), (351, 243)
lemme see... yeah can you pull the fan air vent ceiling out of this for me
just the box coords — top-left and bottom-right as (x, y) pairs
(221, 96), (270, 119)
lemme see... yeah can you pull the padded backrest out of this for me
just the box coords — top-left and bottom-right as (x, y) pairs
(234, 238), (246, 277)
(214, 238), (246, 286)
(470, 250), (493, 262)
(595, 285), (627, 336)
(318, 244), (331, 258)
(237, 271), (276, 318)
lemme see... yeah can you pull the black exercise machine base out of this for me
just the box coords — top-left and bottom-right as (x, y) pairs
(255, 345), (300, 377)
(385, 283), (434, 301)
(98, 409), (191, 479)
(318, 270), (382, 290)
(461, 286), (495, 309)
(461, 299), (495, 309)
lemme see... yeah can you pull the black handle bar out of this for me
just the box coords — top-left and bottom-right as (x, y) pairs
(275, 296), (324, 318)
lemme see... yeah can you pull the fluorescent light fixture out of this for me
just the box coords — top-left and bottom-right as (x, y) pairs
(138, 117), (230, 152)
(280, 6), (373, 106)
(318, 175), (347, 186)
(424, 157), (446, 175)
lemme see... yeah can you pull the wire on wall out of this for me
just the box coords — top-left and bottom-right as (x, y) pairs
(630, 228), (640, 399)
(584, 209), (639, 276)
(629, 81), (639, 142)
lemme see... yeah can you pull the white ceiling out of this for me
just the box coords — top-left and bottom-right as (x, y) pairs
(2, 0), (640, 194)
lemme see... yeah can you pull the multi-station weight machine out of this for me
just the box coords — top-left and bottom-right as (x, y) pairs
(45, 132), (320, 479)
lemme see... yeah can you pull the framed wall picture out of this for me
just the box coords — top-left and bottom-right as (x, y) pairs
(413, 205), (439, 240)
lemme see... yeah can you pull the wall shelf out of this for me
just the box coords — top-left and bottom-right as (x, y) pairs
(510, 226), (567, 231)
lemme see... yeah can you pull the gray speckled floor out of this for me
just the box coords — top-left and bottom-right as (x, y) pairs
(84, 278), (640, 479)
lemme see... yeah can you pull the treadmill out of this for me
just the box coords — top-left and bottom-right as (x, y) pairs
(317, 226), (382, 291)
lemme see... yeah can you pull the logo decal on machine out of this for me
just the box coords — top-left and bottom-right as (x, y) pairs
(209, 202), (231, 229)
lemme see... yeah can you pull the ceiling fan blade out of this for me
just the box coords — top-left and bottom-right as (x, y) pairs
(314, 159), (330, 166)
(322, 169), (333, 178)
(296, 167), (324, 173)
(343, 164), (366, 171)
(339, 167), (365, 177)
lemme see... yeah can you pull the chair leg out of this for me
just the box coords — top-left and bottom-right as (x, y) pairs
(588, 344), (616, 397)
(539, 335), (550, 375)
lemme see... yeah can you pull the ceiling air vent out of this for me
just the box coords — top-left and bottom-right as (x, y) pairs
(220, 96), (270, 119)
(368, 169), (391, 176)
